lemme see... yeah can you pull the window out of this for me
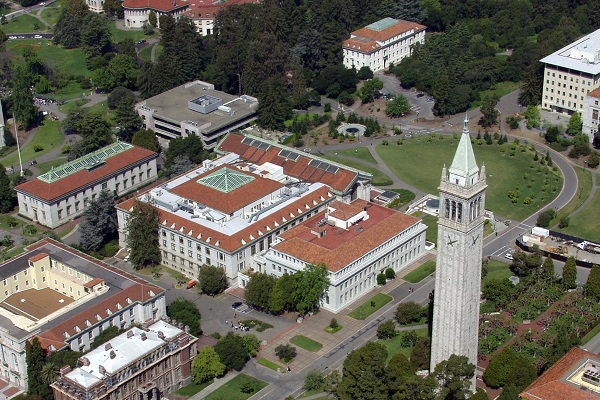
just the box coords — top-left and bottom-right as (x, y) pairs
(66, 205), (72, 215)
(13, 275), (17, 281)
(163, 240), (167, 246)
(25, 280), (29, 287)
(23, 269), (28, 276)
(102, 182), (108, 190)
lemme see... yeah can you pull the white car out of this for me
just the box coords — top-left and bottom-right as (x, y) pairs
(504, 251), (514, 260)
(124, 255), (130, 262)
(8, 36), (16, 40)
(34, 35), (43, 39)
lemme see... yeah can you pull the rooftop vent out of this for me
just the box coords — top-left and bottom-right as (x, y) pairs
(109, 350), (116, 359)
(141, 332), (147, 341)
(104, 343), (112, 351)
(99, 365), (106, 375)
(158, 331), (165, 340)
(127, 331), (134, 338)
(79, 357), (90, 367)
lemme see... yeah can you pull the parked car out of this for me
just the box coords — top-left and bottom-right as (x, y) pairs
(34, 35), (42, 39)
(416, 92), (425, 98)
(231, 301), (243, 309)
(504, 250), (515, 260)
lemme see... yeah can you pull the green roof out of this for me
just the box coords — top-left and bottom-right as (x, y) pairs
(38, 142), (133, 183)
(449, 117), (479, 177)
(197, 167), (255, 193)
(366, 18), (398, 32)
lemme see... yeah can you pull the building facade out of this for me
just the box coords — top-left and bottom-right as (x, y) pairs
(343, 17), (426, 72)
(183, 0), (259, 35)
(51, 320), (198, 400)
(540, 28), (600, 114)
(136, 81), (258, 149)
(583, 87), (600, 141)
(430, 116), (486, 393)
(122, 0), (188, 28)
(0, 239), (165, 391)
(251, 199), (427, 313)
(16, 142), (158, 229)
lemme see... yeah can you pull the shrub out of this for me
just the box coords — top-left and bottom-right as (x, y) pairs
(377, 319), (397, 339)
(385, 268), (396, 279)
(329, 318), (339, 329)
(536, 209), (556, 228)
(304, 370), (325, 391)
(394, 301), (423, 325)
(377, 273), (387, 285)
(33, 145), (44, 152)
(275, 344), (297, 363)
(558, 216), (569, 228)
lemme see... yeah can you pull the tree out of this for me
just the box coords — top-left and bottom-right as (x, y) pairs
(337, 342), (388, 400)
(79, 190), (117, 251)
(482, 278), (515, 308)
(113, 97), (141, 142)
(257, 75), (292, 130)
(377, 319), (397, 339)
(10, 62), (37, 131)
(324, 370), (341, 396)
(469, 388), (490, 400)
(536, 209), (556, 228)
(567, 111), (583, 136)
(483, 348), (536, 390)
(199, 265), (227, 295)
(3, 128), (16, 147)
(386, 94), (411, 117)
(126, 200), (161, 269)
(164, 134), (210, 173)
(168, 298), (202, 336)
(0, 164), (15, 213)
(108, 87), (136, 109)
(358, 78), (383, 103)
(26, 338), (52, 398)
(377, 273), (387, 285)
(523, 105), (541, 129)
(91, 326), (119, 349)
(562, 256), (577, 290)
(245, 272), (277, 311)
(214, 333), (249, 371)
(39, 362), (59, 385)
(148, 10), (157, 27)
(541, 256), (555, 280)
(66, 110), (113, 160)
(304, 370), (325, 391)
(544, 125), (560, 143)
(433, 355), (475, 400)
(496, 385), (520, 400)
(386, 352), (416, 393)
(395, 301), (423, 324)
(242, 334), (261, 357)
(275, 344), (297, 363)
(410, 337), (430, 370)
(479, 93), (499, 128)
(385, 268), (396, 279)
(292, 263), (330, 315)
(357, 66), (374, 80)
(584, 264), (600, 300)
(131, 128), (160, 152)
(192, 346), (225, 384)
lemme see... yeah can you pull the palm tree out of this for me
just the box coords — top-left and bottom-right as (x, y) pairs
(40, 362), (59, 385)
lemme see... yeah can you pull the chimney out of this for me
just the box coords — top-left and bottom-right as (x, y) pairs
(127, 330), (134, 338)
(99, 365), (106, 375)
(109, 350), (116, 359)
(79, 357), (90, 367)
(185, 325), (190, 334)
(59, 365), (72, 376)
(178, 322), (184, 329)
(105, 343), (112, 351)
(158, 331), (165, 340)
(141, 332), (147, 341)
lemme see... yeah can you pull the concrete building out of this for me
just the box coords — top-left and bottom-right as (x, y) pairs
(122, 0), (188, 28)
(0, 239), (165, 391)
(117, 133), (372, 284)
(430, 116), (486, 393)
(583, 87), (600, 141)
(51, 320), (198, 400)
(15, 142), (158, 229)
(135, 81), (258, 150)
(540, 28), (600, 114)
(183, 0), (258, 36)
(250, 199), (427, 313)
(343, 17), (426, 72)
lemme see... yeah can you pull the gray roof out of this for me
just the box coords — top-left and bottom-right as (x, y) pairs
(540, 28), (600, 75)
(449, 117), (479, 177)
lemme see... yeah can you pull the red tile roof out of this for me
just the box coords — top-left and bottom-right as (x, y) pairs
(183, 0), (258, 19)
(28, 253), (48, 263)
(343, 38), (380, 52)
(521, 347), (600, 400)
(168, 164), (283, 215)
(350, 19), (426, 43)
(118, 186), (334, 252)
(589, 87), (600, 99)
(83, 277), (104, 289)
(16, 145), (157, 202)
(218, 134), (359, 194)
(273, 200), (421, 272)
(122, 0), (188, 11)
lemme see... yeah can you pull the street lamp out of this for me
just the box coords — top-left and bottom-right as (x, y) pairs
(416, 112), (420, 123)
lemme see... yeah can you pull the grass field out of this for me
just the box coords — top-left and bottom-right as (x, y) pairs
(582, 322), (600, 345)
(377, 327), (428, 361)
(41, 7), (61, 26)
(0, 215), (25, 230)
(558, 188), (600, 242)
(322, 154), (393, 186)
(290, 335), (323, 352)
(2, 14), (47, 34)
(175, 379), (213, 396)
(470, 81), (521, 108)
(554, 166), (593, 224)
(109, 24), (150, 43)
(420, 214), (437, 244)
(1, 119), (64, 167)
(6, 40), (91, 77)
(332, 147), (377, 164)
(138, 44), (156, 62)
(59, 99), (91, 115)
(403, 260), (436, 283)
(204, 374), (267, 400)
(53, 81), (89, 101)
(348, 293), (392, 320)
(482, 260), (511, 285)
(377, 136), (562, 220)
(35, 158), (67, 174)
(257, 358), (282, 371)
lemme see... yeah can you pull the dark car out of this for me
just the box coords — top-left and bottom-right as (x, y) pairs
(416, 92), (425, 98)
(231, 302), (243, 309)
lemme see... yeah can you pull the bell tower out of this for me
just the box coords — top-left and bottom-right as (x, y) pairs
(430, 115), (487, 392)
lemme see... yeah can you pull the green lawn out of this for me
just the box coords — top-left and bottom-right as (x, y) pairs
(482, 260), (511, 285)
(377, 328), (428, 361)
(110, 24), (152, 43)
(471, 81), (521, 108)
(554, 166), (593, 224)
(582, 322), (600, 345)
(6, 40), (91, 78)
(2, 14), (48, 34)
(331, 147), (377, 164)
(558, 188), (600, 242)
(420, 214), (437, 244)
(59, 99), (91, 115)
(53, 81), (89, 101)
(257, 358), (282, 371)
(290, 335), (323, 352)
(40, 7), (61, 26)
(348, 293), (393, 320)
(0, 215), (25, 230)
(35, 158), (67, 174)
(204, 374), (267, 400)
(175, 379), (213, 396)
(322, 154), (393, 186)
(377, 136), (562, 220)
(138, 44), (154, 62)
(403, 260), (436, 283)
(1, 119), (64, 167)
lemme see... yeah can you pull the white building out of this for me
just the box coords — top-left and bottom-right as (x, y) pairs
(430, 116), (486, 393)
(343, 17), (426, 72)
(0, 239), (166, 391)
(182, 0), (259, 36)
(582, 87), (600, 141)
(117, 133), (373, 284)
(540, 28), (600, 114)
(249, 199), (427, 313)
(16, 142), (158, 229)
(122, 0), (188, 28)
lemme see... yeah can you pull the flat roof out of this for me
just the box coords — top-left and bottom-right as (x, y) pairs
(346, 18), (426, 45)
(183, 0), (258, 18)
(273, 199), (422, 272)
(139, 81), (258, 133)
(1, 288), (74, 321)
(540, 28), (600, 75)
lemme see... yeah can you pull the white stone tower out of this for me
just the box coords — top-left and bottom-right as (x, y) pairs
(430, 115), (487, 392)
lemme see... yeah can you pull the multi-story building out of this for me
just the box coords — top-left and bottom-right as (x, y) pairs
(183, 0), (259, 36)
(122, 0), (188, 28)
(0, 239), (165, 391)
(117, 133), (372, 284)
(15, 142), (158, 229)
(343, 17), (426, 72)
(51, 320), (198, 400)
(135, 81), (258, 149)
(250, 199), (427, 313)
(540, 28), (600, 114)
(583, 87), (600, 141)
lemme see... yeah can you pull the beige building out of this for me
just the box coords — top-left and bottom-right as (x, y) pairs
(343, 17), (426, 72)
(183, 0), (259, 36)
(540, 28), (600, 114)
(583, 87), (600, 141)
(122, 0), (188, 28)
(51, 320), (198, 400)
(16, 142), (158, 229)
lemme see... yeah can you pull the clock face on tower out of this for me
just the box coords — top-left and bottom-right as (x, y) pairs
(470, 234), (480, 247)
(446, 234), (458, 247)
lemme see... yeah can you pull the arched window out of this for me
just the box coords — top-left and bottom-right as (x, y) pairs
(451, 201), (456, 220)
(445, 199), (450, 219)
(457, 203), (462, 223)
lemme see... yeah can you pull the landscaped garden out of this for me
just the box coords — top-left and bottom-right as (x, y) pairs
(403, 260), (436, 283)
(348, 293), (392, 320)
(290, 335), (323, 352)
(556, 181), (600, 242)
(257, 358), (282, 371)
(204, 374), (267, 400)
(377, 327), (428, 361)
(376, 134), (563, 220)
